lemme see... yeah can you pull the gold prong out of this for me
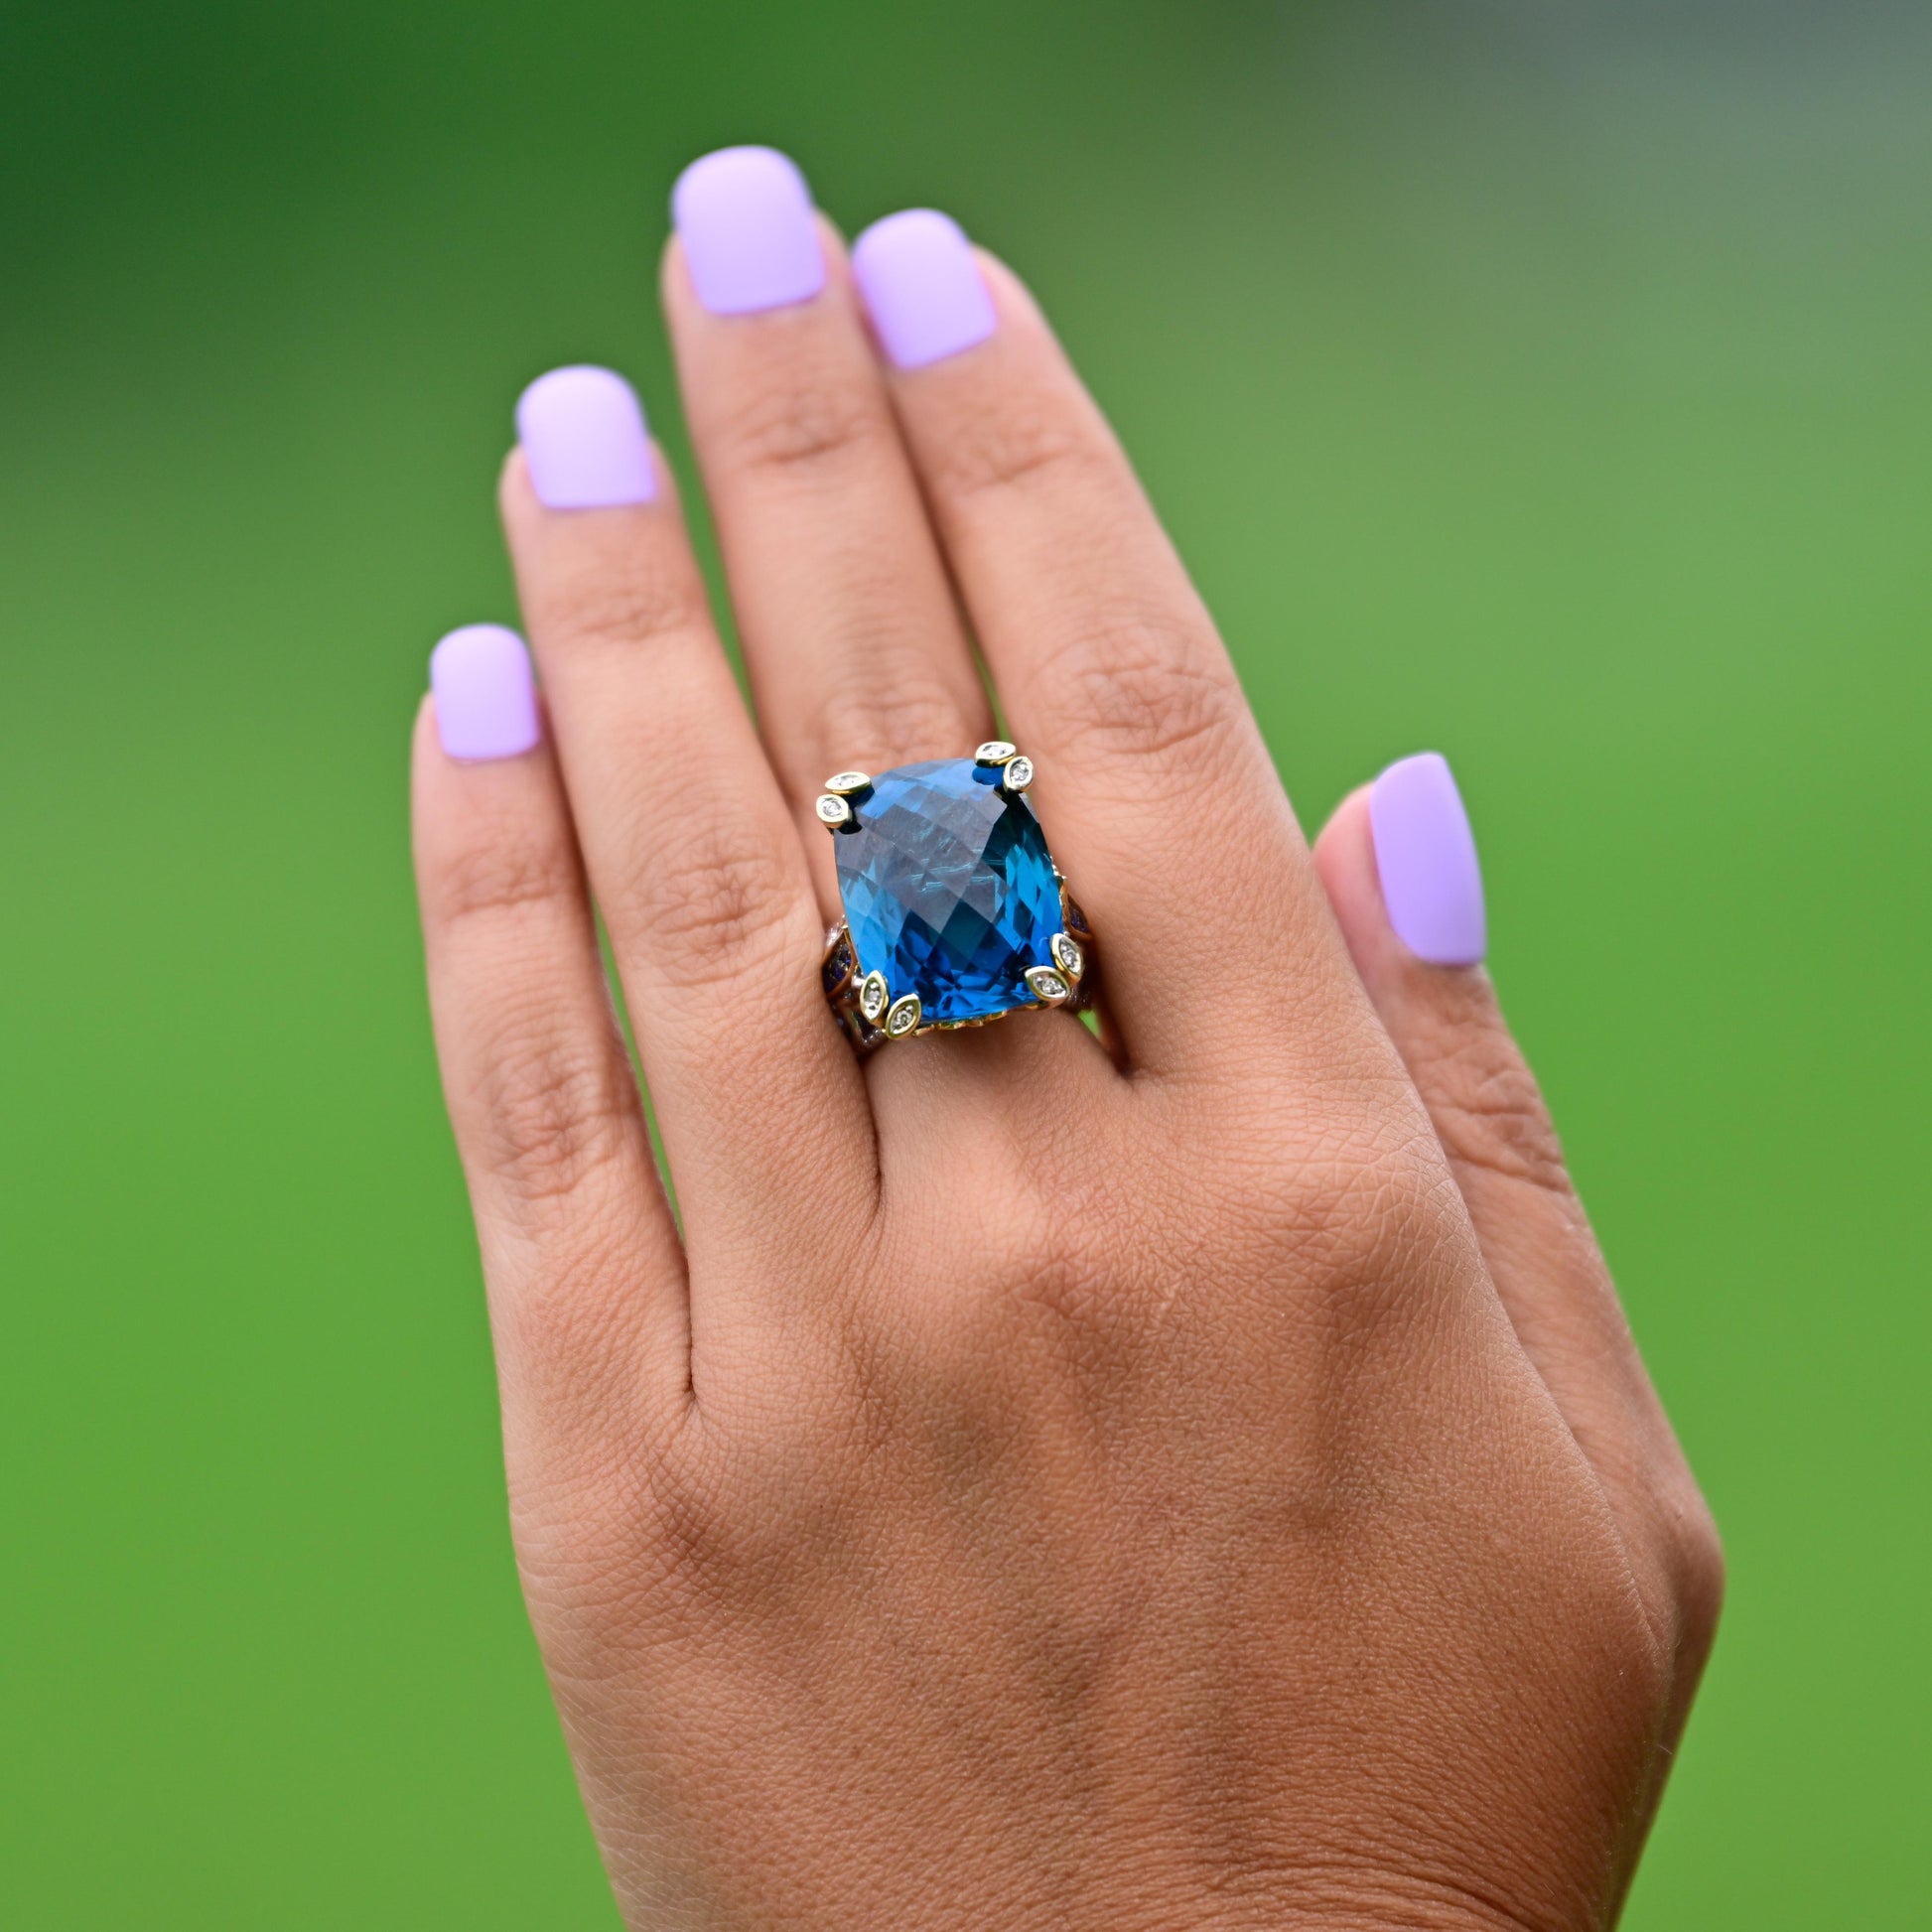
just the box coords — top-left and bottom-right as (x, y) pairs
(1000, 755), (1035, 794)
(815, 793), (853, 829)
(1049, 932), (1083, 981)
(1024, 965), (1071, 1006)
(885, 993), (922, 1038)
(974, 740), (1018, 766)
(823, 770), (872, 794)
(858, 972), (890, 1025)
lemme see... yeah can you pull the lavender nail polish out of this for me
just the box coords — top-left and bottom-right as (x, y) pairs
(672, 146), (826, 316)
(852, 209), (997, 370)
(1369, 753), (1487, 966)
(430, 624), (541, 762)
(516, 366), (655, 509)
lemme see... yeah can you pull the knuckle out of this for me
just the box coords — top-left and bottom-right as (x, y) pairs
(1428, 1032), (1573, 1198)
(987, 1236), (1127, 1358)
(1305, 1135), (1450, 1303)
(1036, 603), (1244, 767)
(551, 568), (709, 657)
(813, 658), (976, 771)
(1223, 1101), (1460, 1343)
(638, 1401), (859, 1602)
(714, 370), (891, 483)
(480, 1027), (640, 1210)
(433, 835), (578, 931)
(983, 1107), (1449, 1367)
(620, 821), (801, 989)
(928, 394), (1097, 500)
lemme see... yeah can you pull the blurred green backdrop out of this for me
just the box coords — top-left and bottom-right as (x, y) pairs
(3, 1), (1926, 1924)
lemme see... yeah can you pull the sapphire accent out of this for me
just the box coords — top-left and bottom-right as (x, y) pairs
(834, 759), (1062, 1027)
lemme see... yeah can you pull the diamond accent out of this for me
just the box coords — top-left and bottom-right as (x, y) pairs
(816, 793), (853, 827)
(1024, 966), (1070, 1005)
(1050, 932), (1083, 979)
(974, 740), (1018, 765)
(886, 994), (922, 1037)
(824, 770), (872, 794)
(859, 972), (889, 1023)
(1002, 756), (1035, 793)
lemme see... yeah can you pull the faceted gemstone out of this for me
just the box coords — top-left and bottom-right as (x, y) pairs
(834, 759), (1061, 1026)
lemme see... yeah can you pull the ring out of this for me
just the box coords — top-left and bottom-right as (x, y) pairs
(818, 743), (1095, 1050)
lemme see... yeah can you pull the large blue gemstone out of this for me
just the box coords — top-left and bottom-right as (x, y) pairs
(834, 759), (1061, 1026)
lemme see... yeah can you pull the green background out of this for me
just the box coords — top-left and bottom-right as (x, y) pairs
(4, 1), (1926, 1923)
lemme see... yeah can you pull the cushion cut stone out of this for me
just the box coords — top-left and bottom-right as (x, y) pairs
(834, 759), (1061, 1026)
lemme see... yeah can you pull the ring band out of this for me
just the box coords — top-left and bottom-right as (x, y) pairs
(817, 744), (1095, 1050)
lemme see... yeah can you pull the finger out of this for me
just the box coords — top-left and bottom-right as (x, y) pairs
(1313, 757), (1722, 1660)
(412, 630), (682, 1440)
(854, 218), (1349, 1075)
(503, 370), (874, 1307)
(665, 151), (990, 858)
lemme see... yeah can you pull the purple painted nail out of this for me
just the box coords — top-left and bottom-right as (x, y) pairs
(516, 366), (655, 510)
(852, 209), (997, 370)
(1369, 753), (1487, 966)
(672, 146), (826, 316)
(430, 625), (540, 762)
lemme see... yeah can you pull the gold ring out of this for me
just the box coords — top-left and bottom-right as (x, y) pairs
(816, 744), (1094, 1050)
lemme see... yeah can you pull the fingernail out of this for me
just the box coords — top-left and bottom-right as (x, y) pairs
(516, 365), (656, 509)
(672, 146), (826, 316)
(430, 625), (541, 762)
(1369, 753), (1487, 966)
(852, 209), (997, 369)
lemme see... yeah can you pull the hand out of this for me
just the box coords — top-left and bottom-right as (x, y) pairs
(412, 149), (1720, 1931)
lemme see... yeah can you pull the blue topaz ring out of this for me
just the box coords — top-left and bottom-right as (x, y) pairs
(817, 744), (1094, 1050)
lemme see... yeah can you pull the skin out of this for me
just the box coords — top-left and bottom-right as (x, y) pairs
(411, 217), (1722, 1930)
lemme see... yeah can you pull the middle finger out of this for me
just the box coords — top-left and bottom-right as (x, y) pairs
(665, 146), (992, 861)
